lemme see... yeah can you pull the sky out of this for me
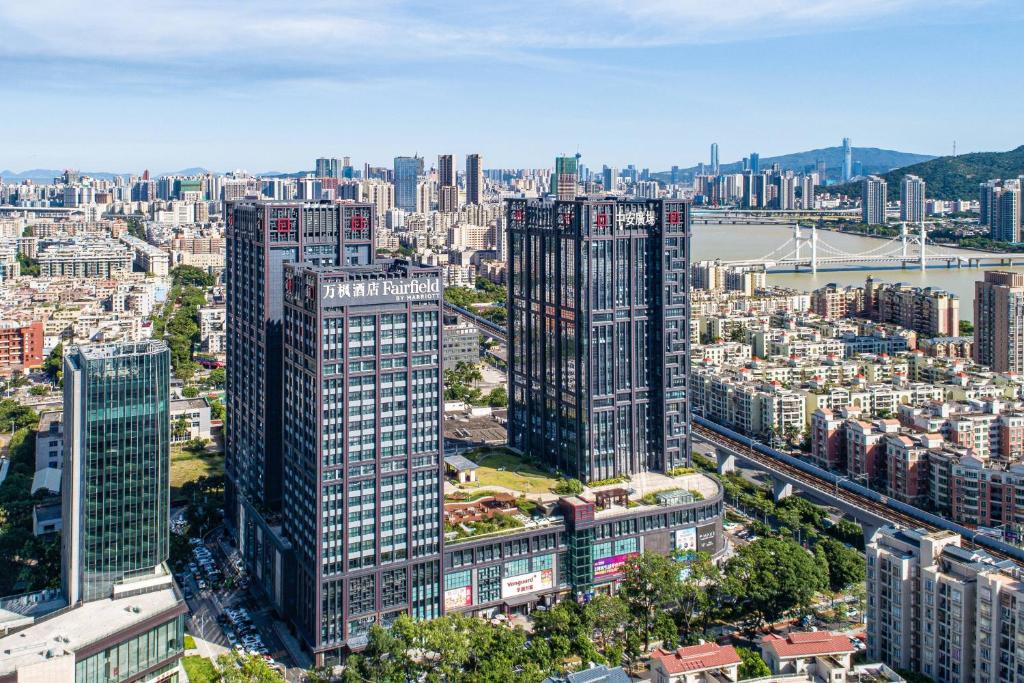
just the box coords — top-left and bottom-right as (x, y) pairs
(1, 0), (1022, 174)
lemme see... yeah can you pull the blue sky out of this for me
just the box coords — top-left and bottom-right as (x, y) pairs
(1, 0), (1022, 174)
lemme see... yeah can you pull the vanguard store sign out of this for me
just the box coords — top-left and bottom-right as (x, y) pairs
(501, 569), (554, 599)
(320, 276), (441, 306)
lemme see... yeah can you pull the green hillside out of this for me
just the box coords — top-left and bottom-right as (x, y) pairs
(820, 145), (1024, 201)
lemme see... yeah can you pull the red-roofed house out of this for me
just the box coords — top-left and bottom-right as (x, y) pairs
(761, 631), (855, 679)
(650, 643), (741, 683)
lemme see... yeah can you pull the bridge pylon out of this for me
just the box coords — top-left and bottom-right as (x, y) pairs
(900, 221), (927, 271)
(792, 223), (817, 273)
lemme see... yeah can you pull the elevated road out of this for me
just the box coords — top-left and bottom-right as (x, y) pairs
(693, 417), (1024, 566)
(444, 302), (507, 342)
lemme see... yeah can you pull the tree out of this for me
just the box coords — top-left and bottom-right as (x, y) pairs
(737, 646), (771, 680)
(43, 343), (63, 384)
(16, 252), (40, 277)
(208, 396), (226, 422)
(619, 552), (686, 649)
(959, 320), (974, 335)
(819, 538), (866, 593)
(207, 367), (226, 388)
(723, 537), (826, 628)
(181, 385), (200, 398)
(215, 651), (284, 682)
(584, 593), (630, 660)
(28, 385), (49, 396)
(0, 399), (38, 432)
(553, 478), (584, 496)
(487, 386), (508, 408)
(171, 265), (215, 288)
(674, 551), (722, 642)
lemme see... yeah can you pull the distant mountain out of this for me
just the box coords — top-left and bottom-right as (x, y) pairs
(156, 167), (211, 177)
(0, 168), (124, 183)
(820, 145), (1024, 201)
(653, 146), (934, 181)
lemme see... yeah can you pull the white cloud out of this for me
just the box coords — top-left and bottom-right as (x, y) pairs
(0, 0), (991, 62)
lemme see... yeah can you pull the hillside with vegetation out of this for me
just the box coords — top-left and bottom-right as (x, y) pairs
(820, 145), (1024, 201)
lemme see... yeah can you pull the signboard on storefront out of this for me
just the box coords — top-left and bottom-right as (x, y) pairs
(501, 569), (554, 599)
(675, 527), (697, 553)
(592, 552), (639, 580)
(444, 585), (473, 610)
(697, 524), (717, 553)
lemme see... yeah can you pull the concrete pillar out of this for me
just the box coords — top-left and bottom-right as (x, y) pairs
(772, 480), (793, 502)
(716, 450), (736, 475)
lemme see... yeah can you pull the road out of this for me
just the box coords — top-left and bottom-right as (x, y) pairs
(180, 528), (308, 681)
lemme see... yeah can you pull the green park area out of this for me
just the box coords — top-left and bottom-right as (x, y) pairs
(464, 449), (560, 494)
(171, 444), (224, 497)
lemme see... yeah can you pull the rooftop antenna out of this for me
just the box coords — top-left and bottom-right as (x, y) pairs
(953, 140), (957, 157)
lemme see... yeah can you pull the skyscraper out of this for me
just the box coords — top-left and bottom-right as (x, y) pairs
(281, 259), (444, 664)
(507, 197), (691, 481)
(316, 157), (340, 179)
(991, 181), (1021, 243)
(710, 143), (719, 175)
(225, 200), (375, 601)
(862, 175), (887, 225)
(438, 154), (458, 212)
(749, 153), (760, 174)
(602, 166), (619, 192)
(62, 341), (171, 604)
(394, 156), (424, 212)
(980, 179), (1001, 227)
(553, 156), (579, 200)
(975, 270), (1024, 373)
(465, 153), (483, 205)
(900, 175), (926, 223)
(842, 137), (853, 182)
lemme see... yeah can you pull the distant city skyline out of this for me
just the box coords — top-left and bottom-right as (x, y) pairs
(1, 0), (1022, 171)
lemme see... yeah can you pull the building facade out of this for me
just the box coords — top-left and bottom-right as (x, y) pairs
(225, 200), (375, 608)
(862, 176), (887, 226)
(394, 156), (424, 213)
(974, 271), (1024, 373)
(280, 260), (445, 664)
(62, 341), (171, 605)
(0, 320), (43, 377)
(866, 526), (1024, 683)
(900, 175), (926, 223)
(466, 154), (483, 205)
(507, 197), (691, 482)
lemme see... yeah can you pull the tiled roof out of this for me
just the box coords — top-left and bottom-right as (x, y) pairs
(651, 643), (742, 673)
(762, 631), (855, 658)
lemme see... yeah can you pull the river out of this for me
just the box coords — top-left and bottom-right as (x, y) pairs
(691, 223), (1024, 322)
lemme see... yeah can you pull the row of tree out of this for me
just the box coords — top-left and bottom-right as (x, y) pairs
(345, 535), (863, 683)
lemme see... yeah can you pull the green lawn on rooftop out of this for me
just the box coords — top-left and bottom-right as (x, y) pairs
(467, 449), (559, 494)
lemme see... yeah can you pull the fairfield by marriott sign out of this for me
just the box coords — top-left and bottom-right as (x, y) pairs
(320, 275), (441, 306)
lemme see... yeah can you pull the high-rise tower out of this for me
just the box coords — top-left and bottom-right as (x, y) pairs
(553, 156), (579, 200)
(842, 137), (853, 182)
(62, 341), (171, 604)
(900, 175), (926, 223)
(281, 260), (445, 664)
(507, 197), (691, 481)
(862, 175), (887, 225)
(438, 154), (458, 212)
(710, 143), (719, 175)
(225, 200), (376, 599)
(465, 154), (483, 205)
(393, 156), (424, 213)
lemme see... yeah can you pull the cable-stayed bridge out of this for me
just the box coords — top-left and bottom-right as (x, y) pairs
(715, 223), (1024, 273)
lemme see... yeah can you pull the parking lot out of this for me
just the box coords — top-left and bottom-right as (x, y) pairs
(175, 530), (293, 678)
